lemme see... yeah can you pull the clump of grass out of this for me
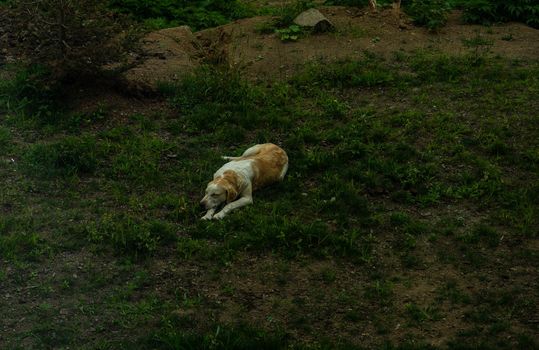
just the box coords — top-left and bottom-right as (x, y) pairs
(458, 224), (501, 247)
(364, 280), (394, 306)
(150, 323), (289, 350)
(164, 66), (268, 134)
(405, 302), (441, 325)
(0, 64), (62, 122)
(86, 214), (176, 258)
(22, 135), (100, 177)
(105, 130), (170, 186)
(0, 126), (11, 152)
(177, 238), (215, 260)
(293, 56), (396, 89)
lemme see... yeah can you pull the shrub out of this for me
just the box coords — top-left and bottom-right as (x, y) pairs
(406, 0), (452, 30)
(108, 0), (253, 30)
(3, 0), (138, 81)
(461, 0), (539, 28)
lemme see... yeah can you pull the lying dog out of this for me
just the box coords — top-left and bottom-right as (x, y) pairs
(200, 143), (288, 220)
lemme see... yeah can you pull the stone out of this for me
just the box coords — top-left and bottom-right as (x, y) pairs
(293, 8), (335, 33)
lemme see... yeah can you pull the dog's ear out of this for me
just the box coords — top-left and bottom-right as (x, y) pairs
(226, 186), (238, 203)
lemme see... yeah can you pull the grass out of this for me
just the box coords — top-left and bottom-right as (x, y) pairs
(0, 49), (538, 349)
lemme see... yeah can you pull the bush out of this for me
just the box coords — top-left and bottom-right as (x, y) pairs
(461, 0), (539, 28)
(3, 0), (138, 81)
(406, 0), (452, 30)
(108, 0), (253, 30)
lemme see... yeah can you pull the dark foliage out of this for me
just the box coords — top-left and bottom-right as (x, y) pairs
(461, 0), (539, 28)
(2, 0), (139, 81)
(108, 0), (253, 30)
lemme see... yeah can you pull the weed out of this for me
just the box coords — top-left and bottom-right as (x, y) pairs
(405, 303), (441, 324)
(319, 267), (337, 284)
(390, 212), (411, 227)
(364, 280), (394, 306)
(436, 280), (471, 304)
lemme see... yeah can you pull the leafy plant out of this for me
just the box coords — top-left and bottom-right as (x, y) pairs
(275, 24), (303, 42)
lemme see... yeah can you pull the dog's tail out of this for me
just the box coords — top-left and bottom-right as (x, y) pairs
(222, 156), (241, 161)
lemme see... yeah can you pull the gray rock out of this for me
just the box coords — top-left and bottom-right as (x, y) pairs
(293, 8), (335, 33)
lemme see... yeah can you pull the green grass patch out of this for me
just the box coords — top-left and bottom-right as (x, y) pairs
(1, 50), (538, 348)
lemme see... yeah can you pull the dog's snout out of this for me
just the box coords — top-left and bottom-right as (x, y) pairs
(199, 200), (206, 209)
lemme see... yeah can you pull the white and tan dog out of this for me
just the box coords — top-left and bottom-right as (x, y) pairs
(200, 143), (288, 220)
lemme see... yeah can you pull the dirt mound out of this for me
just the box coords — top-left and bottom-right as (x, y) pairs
(121, 26), (201, 94)
(121, 7), (539, 90)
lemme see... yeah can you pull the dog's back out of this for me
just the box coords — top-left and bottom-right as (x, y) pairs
(223, 143), (288, 190)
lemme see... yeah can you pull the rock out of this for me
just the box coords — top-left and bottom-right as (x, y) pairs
(293, 8), (335, 33)
(121, 26), (201, 94)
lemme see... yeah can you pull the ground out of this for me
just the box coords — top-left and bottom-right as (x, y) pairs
(0, 3), (538, 350)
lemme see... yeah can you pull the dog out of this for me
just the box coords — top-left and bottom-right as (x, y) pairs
(200, 143), (288, 220)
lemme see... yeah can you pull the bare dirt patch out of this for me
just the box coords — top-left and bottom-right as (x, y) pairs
(123, 7), (539, 91)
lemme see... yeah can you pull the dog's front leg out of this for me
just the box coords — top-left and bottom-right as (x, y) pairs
(213, 196), (253, 220)
(201, 208), (216, 220)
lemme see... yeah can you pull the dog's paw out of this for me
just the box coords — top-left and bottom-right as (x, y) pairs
(201, 214), (213, 220)
(213, 211), (226, 220)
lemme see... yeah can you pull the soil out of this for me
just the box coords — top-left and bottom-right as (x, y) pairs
(121, 7), (539, 92)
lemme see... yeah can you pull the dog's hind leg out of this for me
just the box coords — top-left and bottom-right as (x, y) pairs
(241, 144), (263, 157)
(279, 161), (289, 180)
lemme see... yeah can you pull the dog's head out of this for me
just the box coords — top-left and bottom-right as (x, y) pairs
(200, 171), (239, 210)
